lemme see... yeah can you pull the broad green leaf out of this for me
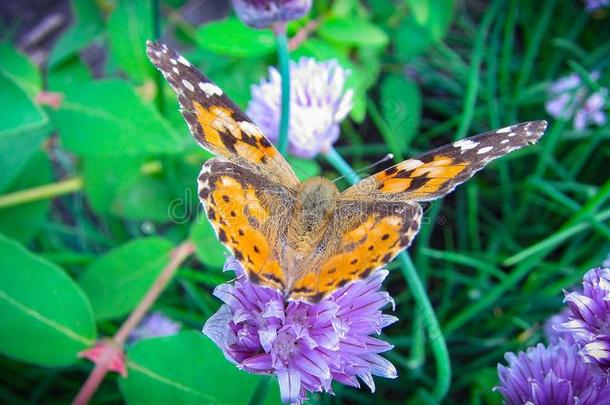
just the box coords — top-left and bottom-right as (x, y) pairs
(83, 155), (145, 215)
(0, 42), (42, 95)
(394, 16), (434, 60)
(79, 237), (174, 320)
(0, 235), (96, 366)
(47, 57), (92, 92)
(120, 331), (281, 405)
(51, 79), (185, 156)
(0, 151), (52, 243)
(0, 72), (47, 134)
(288, 156), (321, 181)
(406, 0), (455, 42)
(107, 0), (154, 82)
(197, 17), (276, 58)
(190, 218), (227, 268)
(112, 176), (175, 222)
(319, 18), (389, 48)
(380, 74), (421, 149)
(48, 0), (104, 68)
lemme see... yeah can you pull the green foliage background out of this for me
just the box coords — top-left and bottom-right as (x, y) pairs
(0, 0), (609, 403)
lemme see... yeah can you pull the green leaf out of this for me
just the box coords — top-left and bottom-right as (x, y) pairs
(380, 74), (421, 149)
(287, 156), (321, 181)
(197, 17), (276, 58)
(190, 219), (227, 268)
(120, 331), (280, 405)
(319, 18), (389, 48)
(0, 72), (47, 134)
(107, 0), (154, 82)
(78, 237), (174, 320)
(394, 16), (434, 60)
(0, 42), (42, 95)
(0, 235), (96, 366)
(47, 56), (93, 92)
(51, 79), (185, 156)
(112, 176), (175, 222)
(83, 155), (145, 215)
(406, 0), (455, 42)
(48, 0), (104, 68)
(0, 151), (52, 243)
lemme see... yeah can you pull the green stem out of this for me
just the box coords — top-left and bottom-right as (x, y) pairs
(0, 177), (83, 209)
(152, 0), (164, 115)
(274, 23), (290, 156)
(323, 146), (451, 401)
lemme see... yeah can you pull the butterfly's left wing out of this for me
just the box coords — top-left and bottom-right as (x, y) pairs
(342, 121), (547, 202)
(146, 41), (299, 189)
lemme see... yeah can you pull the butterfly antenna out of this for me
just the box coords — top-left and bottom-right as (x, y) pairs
(332, 153), (394, 183)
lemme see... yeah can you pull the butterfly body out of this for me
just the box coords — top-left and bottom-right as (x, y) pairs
(147, 41), (547, 303)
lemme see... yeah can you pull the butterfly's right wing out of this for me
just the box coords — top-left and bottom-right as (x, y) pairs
(199, 157), (296, 291)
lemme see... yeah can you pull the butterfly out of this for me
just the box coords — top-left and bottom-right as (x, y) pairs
(147, 40), (547, 303)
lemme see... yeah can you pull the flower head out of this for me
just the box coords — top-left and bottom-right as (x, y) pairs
(247, 57), (353, 158)
(556, 267), (610, 367)
(585, 0), (609, 12)
(203, 257), (397, 404)
(495, 342), (610, 405)
(545, 72), (608, 130)
(232, 0), (312, 29)
(129, 311), (181, 343)
(544, 309), (577, 345)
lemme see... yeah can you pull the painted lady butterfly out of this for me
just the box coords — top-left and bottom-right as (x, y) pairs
(147, 41), (547, 302)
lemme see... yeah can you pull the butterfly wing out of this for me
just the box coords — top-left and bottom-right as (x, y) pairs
(342, 121), (547, 202)
(199, 157), (296, 290)
(288, 200), (422, 302)
(146, 41), (299, 189)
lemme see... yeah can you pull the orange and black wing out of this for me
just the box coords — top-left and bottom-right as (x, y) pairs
(146, 41), (298, 188)
(342, 121), (547, 202)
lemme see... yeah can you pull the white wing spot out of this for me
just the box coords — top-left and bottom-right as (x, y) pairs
(477, 146), (494, 154)
(401, 159), (424, 171)
(170, 58), (177, 65)
(182, 79), (195, 92)
(500, 139), (509, 144)
(198, 82), (223, 97)
(454, 139), (479, 151)
(172, 67), (179, 74)
(177, 55), (191, 66)
(200, 164), (211, 174)
(497, 126), (512, 133)
(508, 132), (516, 137)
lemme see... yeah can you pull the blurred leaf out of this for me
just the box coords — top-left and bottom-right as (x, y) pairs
(112, 176), (175, 222)
(197, 17), (276, 58)
(78, 237), (174, 320)
(288, 156), (321, 181)
(0, 42), (42, 95)
(51, 79), (185, 156)
(83, 155), (145, 215)
(0, 72), (47, 134)
(107, 0), (154, 82)
(0, 151), (52, 243)
(190, 218), (227, 268)
(394, 16), (434, 60)
(0, 234), (96, 366)
(48, 0), (104, 68)
(212, 59), (268, 109)
(47, 54), (92, 91)
(319, 18), (389, 48)
(380, 74), (421, 149)
(120, 331), (281, 405)
(406, 0), (455, 42)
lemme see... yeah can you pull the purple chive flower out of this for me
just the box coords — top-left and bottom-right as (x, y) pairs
(203, 257), (397, 404)
(545, 72), (608, 130)
(556, 268), (610, 367)
(603, 253), (610, 269)
(232, 0), (312, 29)
(544, 309), (577, 345)
(495, 342), (610, 405)
(129, 312), (181, 343)
(247, 57), (353, 158)
(585, 0), (609, 11)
